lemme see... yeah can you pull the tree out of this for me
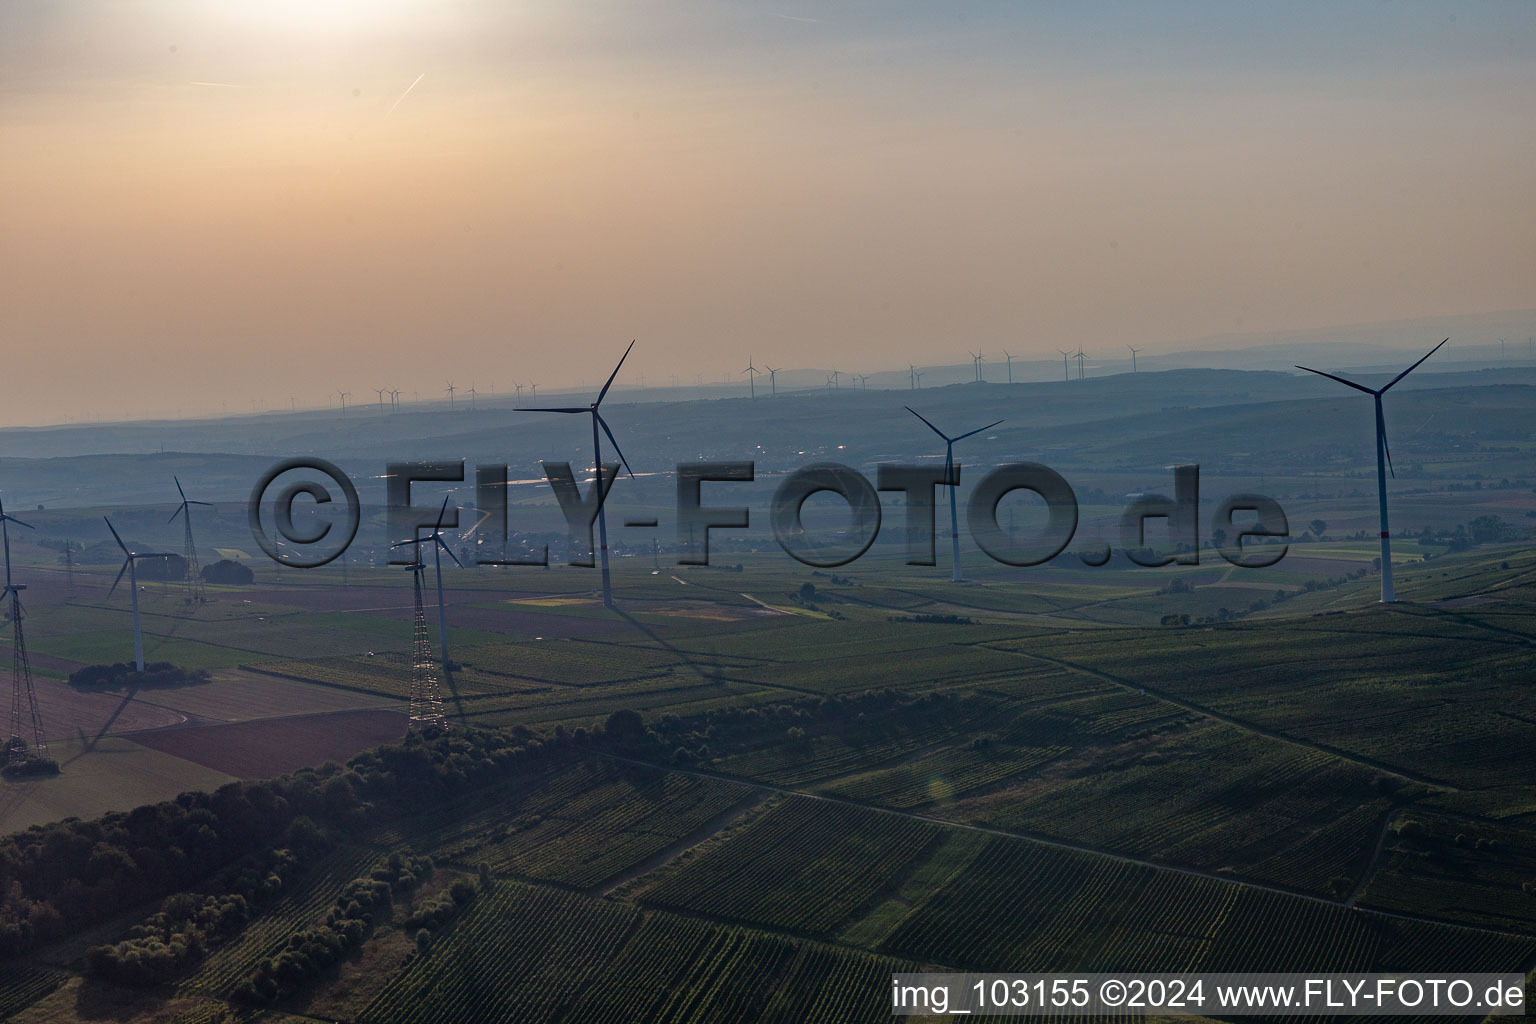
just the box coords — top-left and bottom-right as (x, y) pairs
(603, 709), (646, 743)
(1310, 519), (1326, 538)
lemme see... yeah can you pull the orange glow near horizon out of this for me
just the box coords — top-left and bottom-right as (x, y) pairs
(1, 2), (1533, 425)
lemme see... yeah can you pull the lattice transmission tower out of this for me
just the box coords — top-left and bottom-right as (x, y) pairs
(169, 476), (210, 608)
(0, 499), (54, 775)
(406, 555), (446, 732)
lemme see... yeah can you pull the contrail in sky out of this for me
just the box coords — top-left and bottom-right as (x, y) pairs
(388, 73), (425, 115)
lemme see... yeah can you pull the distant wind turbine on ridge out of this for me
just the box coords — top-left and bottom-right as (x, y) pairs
(1127, 345), (1141, 372)
(742, 356), (759, 398)
(1056, 349), (1071, 383)
(520, 341), (637, 608)
(905, 408), (1003, 583)
(1294, 338), (1448, 603)
(765, 367), (780, 395)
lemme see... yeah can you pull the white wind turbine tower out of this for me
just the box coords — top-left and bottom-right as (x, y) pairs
(105, 518), (174, 672)
(1127, 345), (1141, 372)
(520, 341), (637, 608)
(742, 356), (759, 398)
(970, 350), (984, 382)
(1003, 350), (1014, 383)
(1295, 338), (1447, 603)
(908, 363), (917, 390)
(1056, 348), (1071, 382)
(905, 407), (1003, 583)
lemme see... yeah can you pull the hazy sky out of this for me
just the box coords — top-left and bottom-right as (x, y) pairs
(2, 1), (1533, 425)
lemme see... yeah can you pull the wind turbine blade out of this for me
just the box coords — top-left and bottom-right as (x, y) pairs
(1377, 401), (1396, 480)
(433, 534), (463, 568)
(389, 537), (423, 550)
(3, 515), (34, 531)
(168, 505), (184, 524)
(103, 517), (131, 555)
(432, 494), (452, 533)
(175, 476), (187, 503)
(953, 419), (1005, 441)
(596, 339), (636, 406)
(1294, 365), (1377, 395)
(1379, 338), (1449, 393)
(904, 406), (951, 442)
(190, 500), (214, 507)
(109, 559), (130, 597)
(595, 413), (635, 477)
(519, 406), (588, 414)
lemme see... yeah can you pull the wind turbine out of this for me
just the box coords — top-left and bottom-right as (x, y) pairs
(513, 382), (525, 403)
(520, 341), (637, 608)
(1073, 348), (1087, 380)
(1127, 345), (1141, 372)
(466, 384), (477, 411)
(743, 357), (759, 398)
(905, 408), (1003, 582)
(391, 495), (462, 676)
(337, 391), (350, 413)
(1295, 338), (1447, 603)
(830, 369), (841, 389)
(105, 518), (173, 672)
(908, 363), (917, 390)
(389, 388), (401, 411)
(168, 476), (212, 606)
(766, 367), (780, 395)
(857, 374), (870, 390)
(1003, 350), (1014, 384)
(373, 387), (387, 411)
(970, 350), (984, 383)
(0, 498), (49, 770)
(1056, 348), (1071, 382)
(528, 382), (538, 399)
(445, 382), (456, 408)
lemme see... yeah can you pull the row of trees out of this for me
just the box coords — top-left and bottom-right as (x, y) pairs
(234, 852), (436, 1003)
(0, 724), (557, 959)
(82, 844), (311, 986)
